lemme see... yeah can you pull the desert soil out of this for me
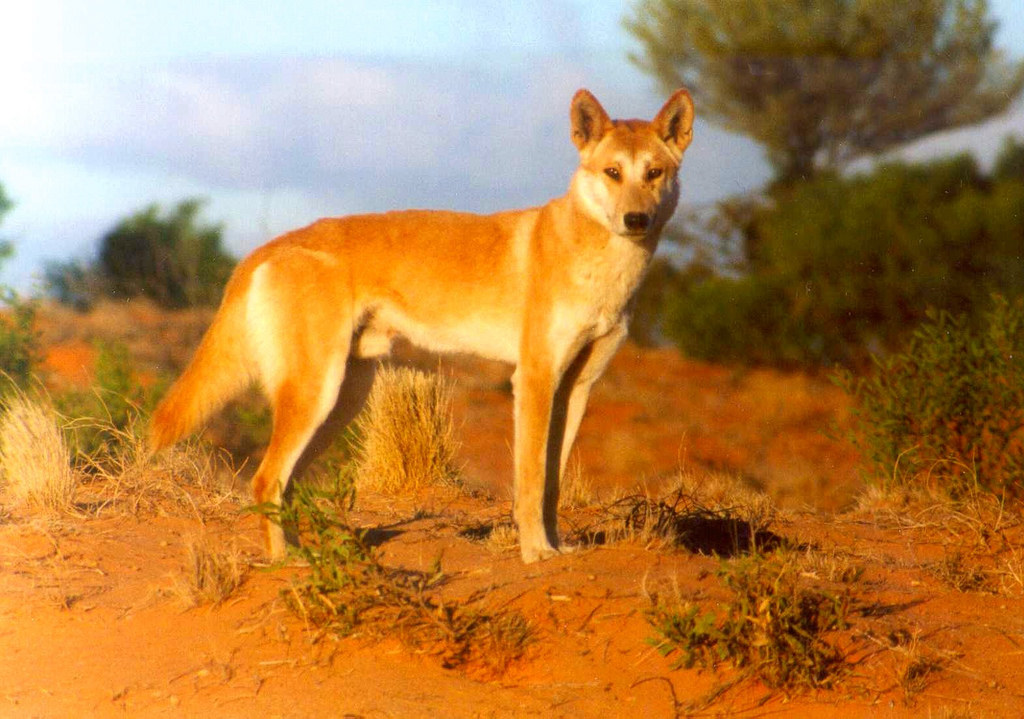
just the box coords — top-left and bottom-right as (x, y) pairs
(1, 301), (1022, 717)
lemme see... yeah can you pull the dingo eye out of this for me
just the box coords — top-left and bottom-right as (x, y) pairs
(646, 168), (663, 182)
(603, 167), (621, 182)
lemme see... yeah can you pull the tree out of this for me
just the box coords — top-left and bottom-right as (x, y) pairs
(626, 0), (1024, 185)
(98, 198), (234, 308)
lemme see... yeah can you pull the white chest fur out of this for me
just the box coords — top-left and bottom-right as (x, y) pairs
(564, 233), (651, 339)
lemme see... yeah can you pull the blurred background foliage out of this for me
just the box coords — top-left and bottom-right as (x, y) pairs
(45, 198), (235, 311)
(626, 0), (1024, 370)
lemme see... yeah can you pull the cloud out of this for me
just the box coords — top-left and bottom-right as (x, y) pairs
(2, 56), (604, 212)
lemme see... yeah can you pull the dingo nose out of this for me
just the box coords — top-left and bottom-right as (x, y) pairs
(623, 212), (650, 233)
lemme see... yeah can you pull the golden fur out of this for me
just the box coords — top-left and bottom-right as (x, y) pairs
(150, 88), (695, 562)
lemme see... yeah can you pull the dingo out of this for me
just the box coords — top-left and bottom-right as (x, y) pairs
(150, 88), (694, 563)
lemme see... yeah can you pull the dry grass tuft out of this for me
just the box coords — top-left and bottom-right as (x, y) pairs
(999, 548), (1024, 597)
(0, 391), (77, 515)
(854, 481), (1021, 547)
(173, 535), (247, 607)
(559, 454), (595, 509)
(354, 366), (461, 494)
(75, 414), (238, 520)
(874, 628), (947, 704)
(792, 545), (864, 584)
(674, 468), (777, 530)
(485, 520), (520, 554)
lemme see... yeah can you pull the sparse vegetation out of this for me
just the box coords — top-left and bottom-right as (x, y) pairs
(271, 474), (531, 674)
(58, 341), (161, 460)
(354, 366), (461, 494)
(581, 470), (779, 554)
(930, 550), (988, 593)
(0, 292), (39, 397)
(837, 295), (1024, 497)
(870, 628), (947, 704)
(648, 552), (850, 693)
(174, 535), (247, 607)
(0, 391), (77, 515)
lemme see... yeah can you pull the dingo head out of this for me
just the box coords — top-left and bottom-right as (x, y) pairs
(569, 88), (694, 241)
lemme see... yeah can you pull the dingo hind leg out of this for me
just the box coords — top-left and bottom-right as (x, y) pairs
(252, 363), (349, 559)
(288, 356), (378, 487)
(245, 259), (357, 559)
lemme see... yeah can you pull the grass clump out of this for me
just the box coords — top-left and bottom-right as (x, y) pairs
(272, 473), (530, 675)
(354, 366), (461, 494)
(648, 552), (850, 693)
(836, 295), (1024, 497)
(558, 455), (595, 509)
(0, 391), (77, 515)
(175, 536), (247, 607)
(354, 366), (460, 493)
(67, 406), (236, 520)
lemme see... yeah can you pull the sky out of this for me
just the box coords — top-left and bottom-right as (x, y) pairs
(1, 0), (1022, 290)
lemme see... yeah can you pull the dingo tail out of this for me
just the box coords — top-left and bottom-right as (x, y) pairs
(149, 294), (252, 451)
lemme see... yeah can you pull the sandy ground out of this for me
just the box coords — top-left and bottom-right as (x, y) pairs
(0, 302), (1021, 717)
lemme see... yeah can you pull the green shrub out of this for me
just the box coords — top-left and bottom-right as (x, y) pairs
(99, 198), (234, 308)
(42, 259), (97, 312)
(662, 150), (1024, 368)
(836, 296), (1024, 496)
(0, 187), (40, 395)
(0, 290), (39, 397)
(44, 198), (235, 310)
(648, 552), (849, 690)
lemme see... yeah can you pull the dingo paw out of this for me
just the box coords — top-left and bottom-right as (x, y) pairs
(520, 542), (574, 564)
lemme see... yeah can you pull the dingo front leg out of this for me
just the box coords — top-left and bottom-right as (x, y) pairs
(512, 346), (567, 563)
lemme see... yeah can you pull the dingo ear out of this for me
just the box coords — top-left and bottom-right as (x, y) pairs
(653, 89), (695, 158)
(570, 89), (611, 152)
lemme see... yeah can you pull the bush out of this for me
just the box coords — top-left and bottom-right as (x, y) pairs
(836, 296), (1024, 496)
(648, 552), (849, 690)
(0, 290), (38, 396)
(662, 149), (1024, 368)
(43, 259), (99, 312)
(46, 198), (235, 310)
